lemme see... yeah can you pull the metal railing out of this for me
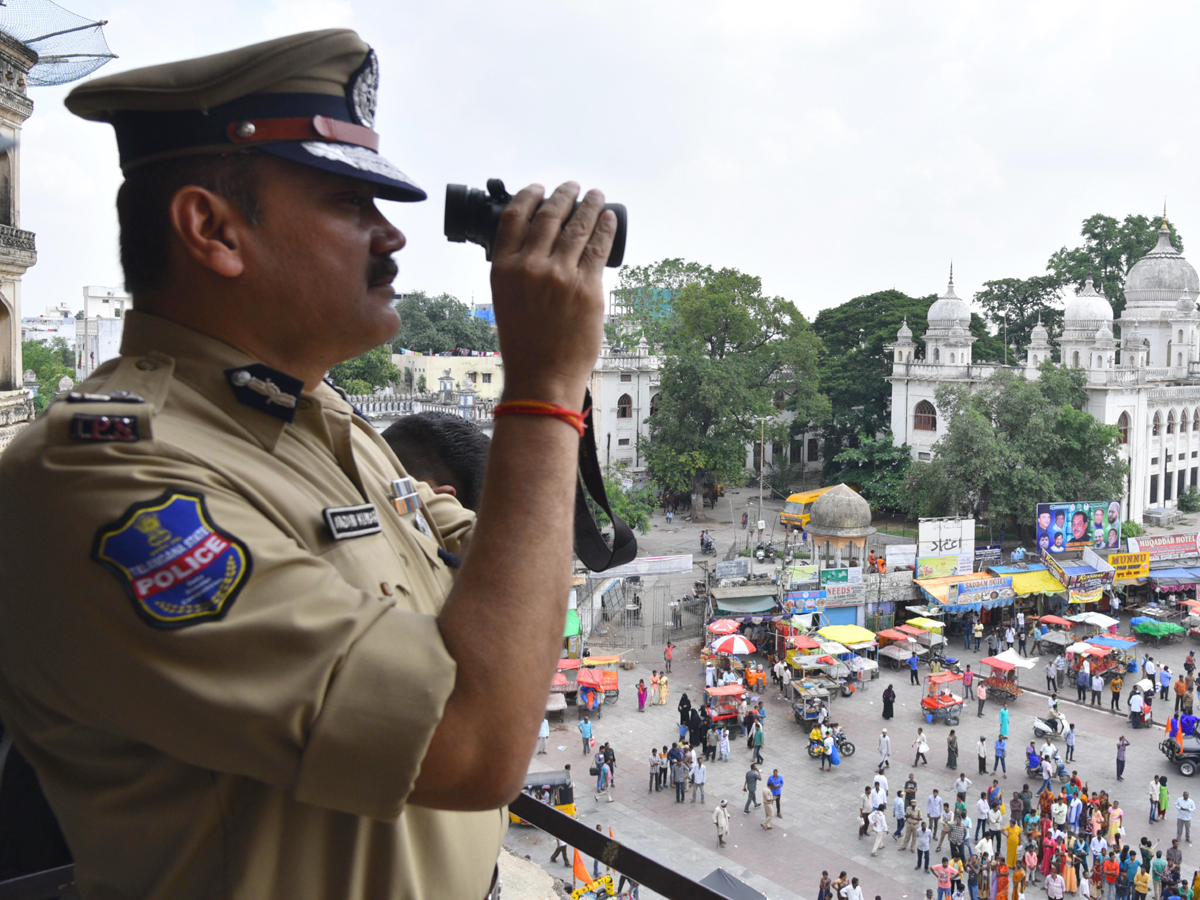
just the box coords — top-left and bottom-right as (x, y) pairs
(509, 794), (727, 899)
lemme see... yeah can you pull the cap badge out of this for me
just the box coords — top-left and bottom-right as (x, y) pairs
(349, 49), (378, 128)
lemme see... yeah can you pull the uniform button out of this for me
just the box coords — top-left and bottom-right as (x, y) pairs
(135, 359), (157, 371)
(380, 582), (393, 596)
(298, 398), (314, 410)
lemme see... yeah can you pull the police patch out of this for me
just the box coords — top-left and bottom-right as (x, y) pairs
(91, 491), (252, 629)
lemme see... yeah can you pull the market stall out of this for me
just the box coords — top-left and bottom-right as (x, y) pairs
(545, 691), (567, 724)
(1066, 641), (1118, 681)
(576, 668), (605, 718)
(1067, 611), (1119, 638)
(1132, 618), (1187, 645)
(921, 671), (964, 725)
(876, 628), (927, 669)
(704, 684), (747, 725)
(979, 649), (1038, 702)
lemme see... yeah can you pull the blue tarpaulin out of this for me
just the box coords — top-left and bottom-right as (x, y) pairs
(1086, 635), (1139, 649)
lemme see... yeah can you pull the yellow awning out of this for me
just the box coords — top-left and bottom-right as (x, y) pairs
(906, 616), (944, 632)
(1010, 570), (1066, 597)
(818, 624), (876, 644)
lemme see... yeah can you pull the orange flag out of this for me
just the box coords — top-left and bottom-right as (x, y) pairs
(572, 848), (590, 885)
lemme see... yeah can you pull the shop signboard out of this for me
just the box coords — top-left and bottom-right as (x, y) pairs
(918, 518), (976, 561)
(783, 590), (826, 613)
(824, 584), (864, 607)
(784, 564), (819, 586)
(1041, 550), (1069, 586)
(886, 544), (917, 569)
(916, 555), (960, 578)
(1036, 500), (1121, 554)
(974, 545), (1003, 567)
(1109, 552), (1150, 580)
(821, 567), (863, 584)
(715, 558), (751, 580)
(1069, 586), (1104, 605)
(947, 576), (1015, 604)
(1126, 532), (1200, 560)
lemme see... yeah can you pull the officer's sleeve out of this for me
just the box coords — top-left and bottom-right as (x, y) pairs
(418, 480), (475, 556)
(0, 449), (454, 822)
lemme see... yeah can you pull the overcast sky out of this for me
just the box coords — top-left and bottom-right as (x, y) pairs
(17, 1), (1200, 326)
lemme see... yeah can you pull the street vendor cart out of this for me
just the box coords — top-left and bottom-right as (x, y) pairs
(1132, 618), (1187, 645)
(576, 668), (606, 719)
(921, 671), (964, 725)
(1033, 615), (1074, 654)
(705, 684), (747, 727)
(876, 628), (928, 670)
(980, 654), (1023, 702)
(1066, 641), (1118, 683)
(581, 655), (621, 703)
(1084, 634), (1139, 673)
(551, 669), (578, 706)
(545, 690), (568, 724)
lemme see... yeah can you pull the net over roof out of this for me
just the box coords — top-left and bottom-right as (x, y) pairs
(0, 0), (115, 86)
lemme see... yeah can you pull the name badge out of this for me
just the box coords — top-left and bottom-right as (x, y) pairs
(323, 503), (382, 540)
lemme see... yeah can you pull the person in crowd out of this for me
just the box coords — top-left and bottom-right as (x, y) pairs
(381, 412), (490, 511)
(712, 799), (730, 848)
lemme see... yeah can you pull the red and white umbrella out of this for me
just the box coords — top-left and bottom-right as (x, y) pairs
(711, 634), (757, 655)
(707, 619), (740, 635)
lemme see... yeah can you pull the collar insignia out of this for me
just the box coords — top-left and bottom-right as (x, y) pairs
(225, 364), (303, 422)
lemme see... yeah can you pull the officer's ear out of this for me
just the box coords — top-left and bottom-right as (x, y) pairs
(168, 186), (248, 279)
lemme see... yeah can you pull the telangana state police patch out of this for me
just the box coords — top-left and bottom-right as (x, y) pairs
(91, 491), (252, 629)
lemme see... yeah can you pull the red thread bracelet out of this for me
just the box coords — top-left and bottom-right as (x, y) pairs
(493, 400), (589, 436)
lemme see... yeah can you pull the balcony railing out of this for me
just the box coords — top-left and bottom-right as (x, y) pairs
(509, 793), (729, 899)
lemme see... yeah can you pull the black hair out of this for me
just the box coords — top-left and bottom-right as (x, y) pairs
(381, 412), (490, 512)
(116, 151), (264, 297)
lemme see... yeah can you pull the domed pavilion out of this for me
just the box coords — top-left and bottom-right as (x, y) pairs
(805, 484), (876, 569)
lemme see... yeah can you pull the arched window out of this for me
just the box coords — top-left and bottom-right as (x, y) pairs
(906, 351), (912, 362)
(1032, 354), (1038, 365)
(933, 348), (940, 363)
(1118, 412), (1129, 445)
(1180, 330), (1185, 343)
(896, 351), (902, 362)
(617, 394), (632, 419)
(1180, 353), (1185, 367)
(1194, 410), (1199, 433)
(1183, 409), (1191, 433)
(1168, 411), (1176, 434)
(649, 393), (661, 417)
(914, 400), (937, 432)
(949, 352), (955, 364)
(1154, 412), (1162, 436)
(1072, 350), (1080, 367)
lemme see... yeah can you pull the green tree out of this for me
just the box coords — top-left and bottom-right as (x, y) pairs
(973, 275), (1063, 351)
(831, 433), (912, 513)
(608, 258), (713, 347)
(391, 291), (498, 354)
(1179, 486), (1200, 513)
(416, 373), (426, 393)
(813, 289), (933, 481)
(588, 462), (657, 535)
(643, 264), (828, 517)
(899, 361), (1125, 535)
(1047, 213), (1183, 316)
(21, 339), (74, 414)
(327, 345), (400, 396)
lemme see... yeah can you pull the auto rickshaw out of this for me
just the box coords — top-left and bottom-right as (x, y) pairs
(509, 770), (576, 823)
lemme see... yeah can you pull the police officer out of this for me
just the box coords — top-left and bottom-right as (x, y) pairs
(0, 29), (616, 900)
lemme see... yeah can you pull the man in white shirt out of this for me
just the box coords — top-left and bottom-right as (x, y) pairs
(842, 876), (865, 900)
(869, 807), (889, 856)
(1177, 790), (1195, 843)
(690, 759), (707, 804)
(954, 774), (972, 796)
(1145, 657), (1157, 680)
(1130, 691), (1145, 729)
(871, 783), (888, 812)
(1017, 611), (1025, 632)
(1046, 869), (1066, 900)
(874, 768), (889, 797)
(926, 790), (945, 838)
(975, 795), (990, 840)
(879, 729), (892, 768)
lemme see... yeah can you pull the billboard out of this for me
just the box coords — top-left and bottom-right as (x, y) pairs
(919, 518), (976, 560)
(821, 567), (863, 584)
(784, 565), (819, 586)
(916, 555), (960, 578)
(1109, 552), (1150, 580)
(783, 590), (825, 613)
(947, 576), (1015, 604)
(1127, 532), (1200, 560)
(715, 558), (751, 580)
(974, 545), (1003, 567)
(886, 544), (917, 569)
(824, 584), (865, 607)
(1036, 501), (1121, 554)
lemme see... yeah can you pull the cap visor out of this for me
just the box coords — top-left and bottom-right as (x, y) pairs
(260, 140), (426, 202)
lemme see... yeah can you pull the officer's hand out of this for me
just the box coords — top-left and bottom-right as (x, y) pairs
(489, 182), (617, 407)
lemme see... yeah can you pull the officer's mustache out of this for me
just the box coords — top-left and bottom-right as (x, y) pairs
(368, 254), (398, 287)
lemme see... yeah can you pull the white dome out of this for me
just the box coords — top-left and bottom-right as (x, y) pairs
(1063, 277), (1113, 322)
(1124, 222), (1199, 309)
(927, 268), (971, 326)
(896, 318), (913, 341)
(1177, 293), (1195, 313)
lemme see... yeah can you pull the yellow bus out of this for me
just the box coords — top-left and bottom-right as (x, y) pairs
(779, 486), (854, 531)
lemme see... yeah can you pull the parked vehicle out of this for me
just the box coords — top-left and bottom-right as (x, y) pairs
(1162, 734), (1200, 777)
(806, 724), (855, 758)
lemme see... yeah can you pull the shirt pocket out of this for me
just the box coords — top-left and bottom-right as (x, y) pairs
(317, 532), (414, 600)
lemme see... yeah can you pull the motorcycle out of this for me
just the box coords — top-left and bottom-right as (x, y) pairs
(1025, 752), (1070, 783)
(928, 651), (962, 675)
(700, 536), (716, 556)
(1032, 710), (1068, 740)
(806, 724), (856, 758)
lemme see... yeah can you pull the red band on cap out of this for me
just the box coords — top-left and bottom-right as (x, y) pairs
(226, 116), (379, 152)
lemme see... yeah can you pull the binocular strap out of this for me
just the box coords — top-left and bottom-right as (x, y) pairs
(573, 389), (638, 572)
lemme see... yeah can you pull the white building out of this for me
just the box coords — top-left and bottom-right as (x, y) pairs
(75, 316), (123, 381)
(81, 285), (130, 318)
(887, 217), (1200, 520)
(589, 336), (659, 470)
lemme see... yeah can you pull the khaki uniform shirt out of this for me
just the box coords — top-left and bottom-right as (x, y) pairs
(0, 312), (505, 899)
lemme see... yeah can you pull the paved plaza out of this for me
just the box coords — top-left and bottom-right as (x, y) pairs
(506, 496), (1200, 899)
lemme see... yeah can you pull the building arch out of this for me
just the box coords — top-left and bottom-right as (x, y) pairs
(949, 352), (955, 364)
(913, 400), (936, 432)
(1154, 411), (1162, 436)
(1117, 412), (1129, 445)
(1072, 350), (1080, 367)
(933, 348), (940, 363)
(617, 393), (632, 419)
(1183, 409), (1191, 433)
(649, 392), (660, 417)
(1169, 410), (1176, 434)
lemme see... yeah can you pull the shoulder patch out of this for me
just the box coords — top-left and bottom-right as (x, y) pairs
(90, 491), (253, 629)
(70, 413), (140, 442)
